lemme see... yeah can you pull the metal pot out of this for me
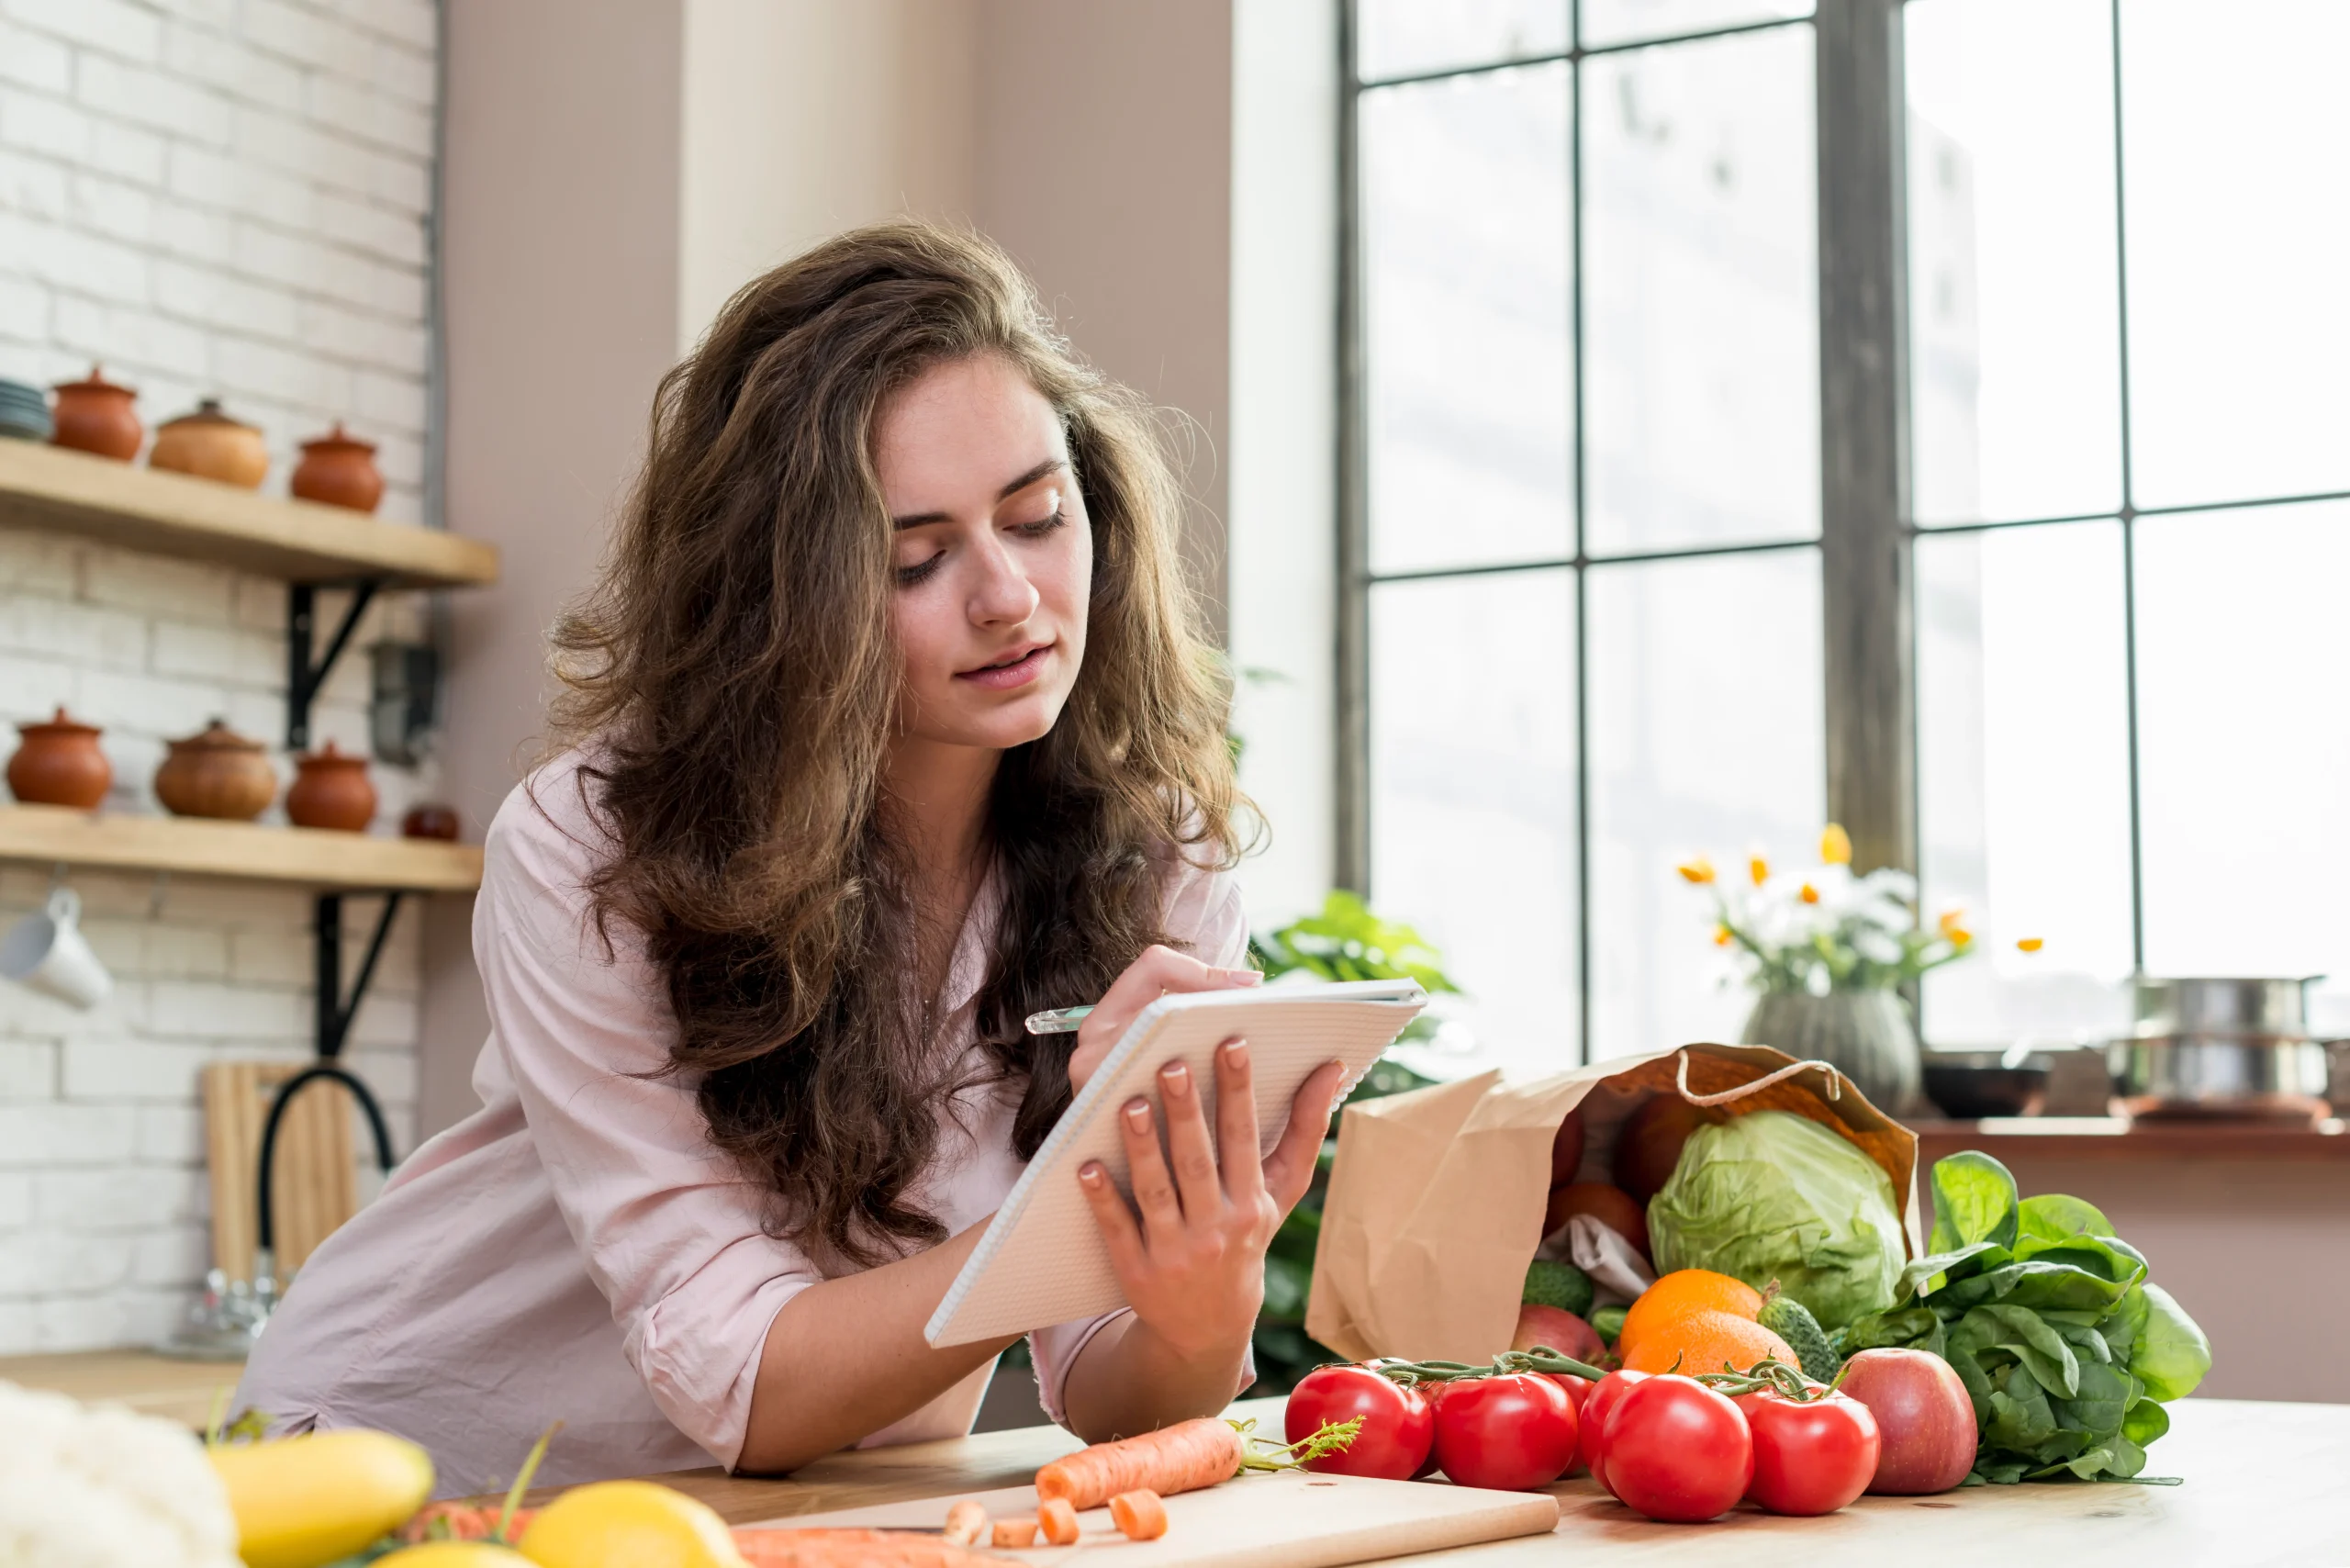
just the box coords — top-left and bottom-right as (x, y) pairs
(2108, 976), (2336, 1119)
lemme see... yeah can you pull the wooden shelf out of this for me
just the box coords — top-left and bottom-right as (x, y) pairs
(1911, 1116), (2350, 1163)
(0, 438), (498, 588)
(0, 803), (481, 892)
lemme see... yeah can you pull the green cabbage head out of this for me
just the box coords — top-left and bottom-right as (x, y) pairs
(1647, 1109), (1905, 1330)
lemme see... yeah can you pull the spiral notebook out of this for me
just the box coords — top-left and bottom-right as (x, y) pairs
(925, 979), (1428, 1348)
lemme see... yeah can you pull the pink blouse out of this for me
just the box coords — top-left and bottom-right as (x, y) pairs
(234, 750), (1248, 1497)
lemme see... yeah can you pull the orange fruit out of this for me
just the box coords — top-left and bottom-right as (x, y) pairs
(1619, 1309), (1796, 1378)
(1617, 1268), (1764, 1357)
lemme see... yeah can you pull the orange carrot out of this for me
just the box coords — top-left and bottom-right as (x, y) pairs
(992, 1518), (1040, 1549)
(1034, 1417), (1242, 1510)
(1036, 1497), (1080, 1546)
(1109, 1490), (1168, 1542)
(733, 1528), (996, 1568)
(943, 1499), (990, 1547)
(398, 1502), (540, 1543)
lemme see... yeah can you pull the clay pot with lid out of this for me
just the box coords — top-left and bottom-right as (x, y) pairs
(50, 364), (142, 461)
(290, 422), (385, 513)
(150, 398), (268, 489)
(7, 708), (112, 810)
(154, 720), (276, 821)
(285, 741), (376, 833)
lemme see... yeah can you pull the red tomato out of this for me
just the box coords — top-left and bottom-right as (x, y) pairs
(1736, 1387), (1881, 1517)
(1284, 1365), (1435, 1480)
(1577, 1370), (1649, 1496)
(1540, 1375), (1594, 1475)
(1600, 1374), (1753, 1523)
(1431, 1372), (1580, 1491)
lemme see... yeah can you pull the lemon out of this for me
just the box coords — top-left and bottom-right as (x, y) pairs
(518, 1480), (747, 1568)
(208, 1429), (436, 1568)
(377, 1546), (534, 1565)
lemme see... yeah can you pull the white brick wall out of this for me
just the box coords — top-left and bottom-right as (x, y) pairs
(0, 0), (439, 1355)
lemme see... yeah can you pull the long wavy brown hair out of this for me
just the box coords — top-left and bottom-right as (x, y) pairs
(545, 223), (1243, 1266)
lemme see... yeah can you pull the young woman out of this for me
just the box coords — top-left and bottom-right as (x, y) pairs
(235, 224), (1345, 1495)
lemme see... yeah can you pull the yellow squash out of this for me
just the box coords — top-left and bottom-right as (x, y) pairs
(376, 1546), (533, 1565)
(519, 1480), (747, 1568)
(209, 1429), (435, 1568)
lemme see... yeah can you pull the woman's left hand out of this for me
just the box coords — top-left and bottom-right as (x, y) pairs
(1076, 1038), (1346, 1366)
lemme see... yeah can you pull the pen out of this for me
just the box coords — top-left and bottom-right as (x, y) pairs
(1024, 1004), (1095, 1035)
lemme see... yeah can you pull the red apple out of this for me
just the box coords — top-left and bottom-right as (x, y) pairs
(1543, 1181), (1651, 1260)
(1837, 1348), (1977, 1494)
(1513, 1302), (1606, 1366)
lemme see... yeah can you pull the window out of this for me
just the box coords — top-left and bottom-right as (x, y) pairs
(1908, 0), (2350, 1043)
(1348, 0), (1826, 1073)
(1344, 0), (2350, 1070)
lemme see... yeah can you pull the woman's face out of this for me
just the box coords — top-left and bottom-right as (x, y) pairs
(877, 353), (1092, 756)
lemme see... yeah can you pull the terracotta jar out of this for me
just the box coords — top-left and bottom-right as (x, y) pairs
(290, 422), (385, 513)
(153, 720), (275, 821)
(400, 803), (460, 842)
(150, 398), (269, 488)
(7, 708), (111, 810)
(285, 740), (375, 833)
(50, 364), (142, 461)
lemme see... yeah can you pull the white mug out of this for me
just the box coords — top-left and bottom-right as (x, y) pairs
(0, 887), (112, 1010)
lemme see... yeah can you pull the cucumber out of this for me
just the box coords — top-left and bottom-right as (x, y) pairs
(1590, 1304), (1628, 1350)
(1521, 1258), (1595, 1318)
(1758, 1294), (1841, 1384)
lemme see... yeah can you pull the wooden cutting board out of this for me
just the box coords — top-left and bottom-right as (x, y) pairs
(744, 1472), (1560, 1568)
(202, 1059), (358, 1282)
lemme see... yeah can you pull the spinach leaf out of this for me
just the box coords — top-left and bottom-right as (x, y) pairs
(1958, 1304), (2082, 1398)
(1840, 1305), (1945, 1359)
(2016, 1191), (2116, 1242)
(2130, 1282), (2213, 1401)
(1930, 1150), (2021, 1252)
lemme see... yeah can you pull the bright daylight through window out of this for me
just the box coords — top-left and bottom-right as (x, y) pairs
(1348, 0), (2350, 1074)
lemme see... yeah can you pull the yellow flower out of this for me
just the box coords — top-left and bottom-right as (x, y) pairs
(1820, 823), (1853, 865)
(1676, 856), (1717, 885)
(1748, 853), (1770, 886)
(1799, 882), (1821, 905)
(1944, 924), (1975, 947)
(1714, 924), (1734, 946)
(2017, 936), (2044, 953)
(1937, 907), (1966, 937)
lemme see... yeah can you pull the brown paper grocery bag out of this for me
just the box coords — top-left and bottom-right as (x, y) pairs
(1304, 1043), (1921, 1363)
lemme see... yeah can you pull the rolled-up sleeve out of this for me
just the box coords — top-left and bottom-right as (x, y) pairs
(474, 786), (817, 1469)
(1025, 856), (1256, 1426)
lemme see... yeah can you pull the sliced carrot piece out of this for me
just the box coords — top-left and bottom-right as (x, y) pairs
(991, 1518), (1040, 1549)
(943, 1499), (990, 1547)
(1108, 1489), (1168, 1542)
(1036, 1497), (1080, 1546)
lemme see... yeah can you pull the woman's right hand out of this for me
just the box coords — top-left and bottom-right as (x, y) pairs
(1067, 944), (1262, 1092)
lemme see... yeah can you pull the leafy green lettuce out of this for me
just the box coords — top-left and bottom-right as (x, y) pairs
(1841, 1151), (2212, 1484)
(1647, 1110), (1906, 1330)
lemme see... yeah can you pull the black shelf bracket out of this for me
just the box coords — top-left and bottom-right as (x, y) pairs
(285, 580), (381, 751)
(314, 890), (402, 1060)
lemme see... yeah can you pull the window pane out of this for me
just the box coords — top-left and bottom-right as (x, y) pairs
(2137, 501), (2350, 1029)
(1917, 525), (2134, 1047)
(2123, 1), (2350, 509)
(1588, 549), (1822, 1058)
(1358, 0), (1567, 81)
(1362, 66), (1572, 575)
(1907, 0), (2122, 527)
(1370, 571), (1579, 1074)
(1580, 0), (1811, 50)
(1584, 25), (1818, 554)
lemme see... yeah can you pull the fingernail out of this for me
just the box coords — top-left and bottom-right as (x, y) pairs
(1080, 1163), (1104, 1188)
(1223, 1038), (1248, 1069)
(1125, 1100), (1152, 1131)
(1160, 1061), (1191, 1097)
(1225, 968), (1264, 986)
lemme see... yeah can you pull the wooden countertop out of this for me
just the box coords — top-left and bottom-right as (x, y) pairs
(0, 1349), (241, 1428)
(1910, 1115), (2350, 1162)
(595, 1395), (2346, 1564)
